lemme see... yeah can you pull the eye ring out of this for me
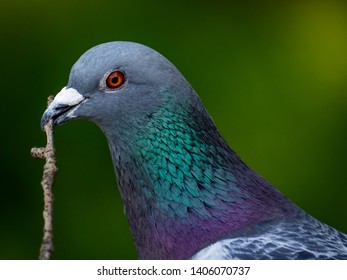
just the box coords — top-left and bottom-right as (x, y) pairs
(105, 70), (125, 89)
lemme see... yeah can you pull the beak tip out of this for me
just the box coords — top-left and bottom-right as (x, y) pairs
(40, 118), (47, 131)
(40, 109), (51, 131)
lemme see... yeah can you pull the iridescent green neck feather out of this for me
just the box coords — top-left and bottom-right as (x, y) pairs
(107, 91), (296, 259)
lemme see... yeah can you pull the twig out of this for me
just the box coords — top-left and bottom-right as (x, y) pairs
(31, 95), (57, 260)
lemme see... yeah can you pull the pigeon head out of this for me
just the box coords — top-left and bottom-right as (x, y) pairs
(41, 42), (194, 135)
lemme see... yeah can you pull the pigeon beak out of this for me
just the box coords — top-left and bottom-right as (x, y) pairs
(40, 86), (86, 130)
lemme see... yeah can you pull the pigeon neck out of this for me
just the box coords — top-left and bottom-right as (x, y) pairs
(107, 96), (296, 259)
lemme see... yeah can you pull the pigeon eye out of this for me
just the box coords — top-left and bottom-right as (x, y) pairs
(105, 71), (125, 89)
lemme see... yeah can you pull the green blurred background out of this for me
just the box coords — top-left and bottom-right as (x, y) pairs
(1, 0), (346, 259)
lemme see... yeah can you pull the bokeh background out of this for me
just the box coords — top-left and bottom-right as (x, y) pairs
(1, 0), (346, 259)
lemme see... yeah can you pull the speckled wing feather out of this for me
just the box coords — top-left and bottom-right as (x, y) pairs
(193, 211), (347, 259)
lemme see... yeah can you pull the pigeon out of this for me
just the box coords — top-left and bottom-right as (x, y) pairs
(40, 42), (347, 260)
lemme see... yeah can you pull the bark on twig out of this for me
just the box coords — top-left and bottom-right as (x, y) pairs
(31, 95), (57, 260)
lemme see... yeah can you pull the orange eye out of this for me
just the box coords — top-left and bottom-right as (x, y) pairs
(106, 71), (125, 89)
